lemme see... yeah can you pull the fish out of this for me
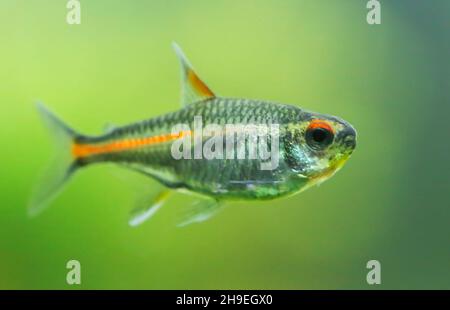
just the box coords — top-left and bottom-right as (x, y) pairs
(29, 43), (357, 226)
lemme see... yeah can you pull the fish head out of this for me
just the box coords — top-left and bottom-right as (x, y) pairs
(284, 112), (357, 186)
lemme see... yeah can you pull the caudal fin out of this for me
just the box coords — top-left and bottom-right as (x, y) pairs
(28, 102), (81, 216)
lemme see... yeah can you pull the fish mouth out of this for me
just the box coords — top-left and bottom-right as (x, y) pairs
(336, 125), (357, 153)
(343, 135), (356, 153)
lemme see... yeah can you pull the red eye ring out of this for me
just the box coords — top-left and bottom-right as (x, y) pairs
(307, 120), (334, 134)
(305, 120), (334, 149)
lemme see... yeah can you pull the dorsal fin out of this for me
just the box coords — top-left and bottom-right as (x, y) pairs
(172, 42), (216, 107)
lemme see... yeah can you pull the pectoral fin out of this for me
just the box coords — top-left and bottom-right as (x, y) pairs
(172, 42), (216, 107)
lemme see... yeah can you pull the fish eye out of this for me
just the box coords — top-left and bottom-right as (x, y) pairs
(305, 121), (334, 150)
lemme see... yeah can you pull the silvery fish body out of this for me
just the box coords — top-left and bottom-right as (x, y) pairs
(29, 43), (357, 226)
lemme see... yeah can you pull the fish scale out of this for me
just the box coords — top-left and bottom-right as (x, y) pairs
(75, 98), (329, 199)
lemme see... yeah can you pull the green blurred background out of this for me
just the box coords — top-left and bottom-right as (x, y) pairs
(0, 0), (449, 289)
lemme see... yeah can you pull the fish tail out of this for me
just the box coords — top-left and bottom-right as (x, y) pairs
(28, 102), (84, 217)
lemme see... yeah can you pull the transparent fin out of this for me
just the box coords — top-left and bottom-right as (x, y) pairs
(172, 42), (216, 107)
(129, 190), (171, 227)
(28, 102), (80, 217)
(177, 197), (222, 227)
(103, 122), (117, 134)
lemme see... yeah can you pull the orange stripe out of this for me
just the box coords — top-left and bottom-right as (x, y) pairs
(72, 130), (192, 159)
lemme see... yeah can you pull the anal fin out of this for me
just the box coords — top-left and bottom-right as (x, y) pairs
(177, 197), (222, 227)
(129, 190), (171, 227)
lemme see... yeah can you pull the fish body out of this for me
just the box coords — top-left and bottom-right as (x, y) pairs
(29, 43), (357, 225)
